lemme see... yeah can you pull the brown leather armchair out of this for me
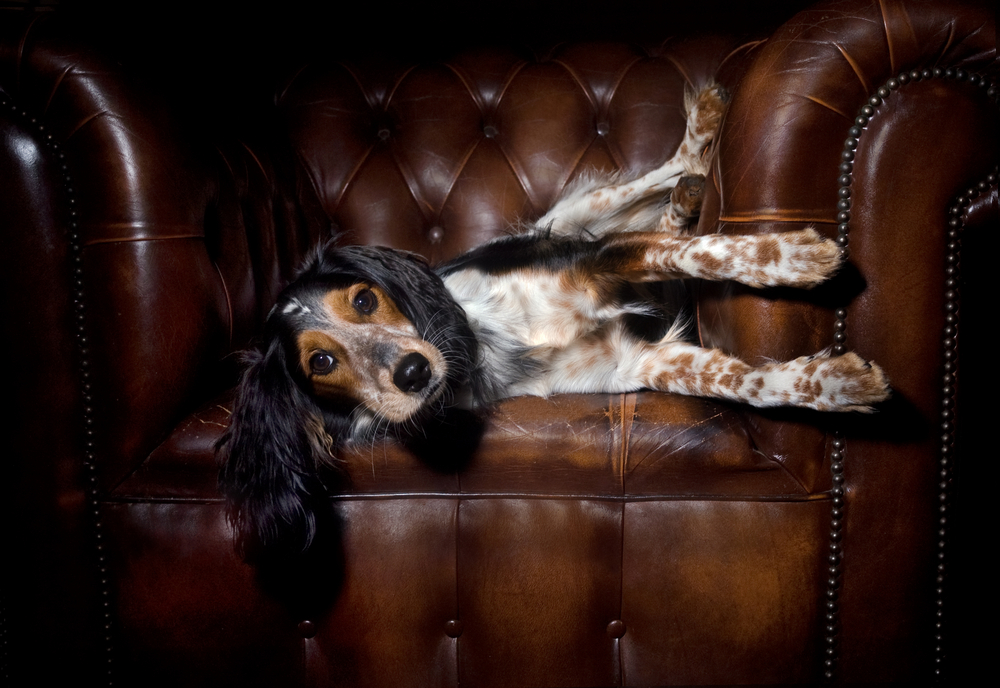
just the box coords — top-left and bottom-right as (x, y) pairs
(2, 0), (995, 685)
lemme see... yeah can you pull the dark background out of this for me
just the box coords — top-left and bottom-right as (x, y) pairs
(10, 0), (813, 129)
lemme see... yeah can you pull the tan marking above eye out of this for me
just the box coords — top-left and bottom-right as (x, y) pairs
(321, 284), (413, 328)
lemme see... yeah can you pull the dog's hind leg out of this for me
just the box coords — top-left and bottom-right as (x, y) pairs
(521, 323), (889, 412)
(536, 84), (728, 237)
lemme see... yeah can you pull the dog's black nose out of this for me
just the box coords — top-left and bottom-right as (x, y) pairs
(393, 352), (432, 393)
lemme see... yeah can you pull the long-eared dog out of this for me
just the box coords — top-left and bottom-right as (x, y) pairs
(218, 85), (890, 559)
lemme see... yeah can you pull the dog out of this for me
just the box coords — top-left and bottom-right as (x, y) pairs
(218, 84), (890, 559)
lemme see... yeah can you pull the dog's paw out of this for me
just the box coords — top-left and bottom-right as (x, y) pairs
(778, 351), (890, 412)
(812, 352), (891, 412)
(722, 228), (841, 289)
(669, 174), (705, 218)
(766, 228), (843, 288)
(687, 83), (729, 140)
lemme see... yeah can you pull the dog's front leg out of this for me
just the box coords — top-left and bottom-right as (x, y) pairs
(639, 341), (889, 412)
(603, 228), (842, 288)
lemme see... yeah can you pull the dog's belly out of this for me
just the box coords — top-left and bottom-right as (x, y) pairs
(442, 266), (665, 399)
(443, 267), (625, 349)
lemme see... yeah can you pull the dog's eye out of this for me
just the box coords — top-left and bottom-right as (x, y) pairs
(309, 352), (337, 375)
(353, 288), (378, 314)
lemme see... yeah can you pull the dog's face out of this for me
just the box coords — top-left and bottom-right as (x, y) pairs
(219, 244), (478, 560)
(279, 281), (450, 424)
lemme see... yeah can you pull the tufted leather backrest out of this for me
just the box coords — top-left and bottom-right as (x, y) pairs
(275, 37), (761, 264)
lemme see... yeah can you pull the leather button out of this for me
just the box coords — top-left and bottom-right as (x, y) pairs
(444, 619), (463, 638)
(427, 226), (444, 244)
(298, 620), (317, 638)
(606, 619), (625, 638)
(596, 121), (610, 136)
(483, 125), (499, 139)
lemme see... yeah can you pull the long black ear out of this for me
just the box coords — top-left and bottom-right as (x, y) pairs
(217, 337), (333, 562)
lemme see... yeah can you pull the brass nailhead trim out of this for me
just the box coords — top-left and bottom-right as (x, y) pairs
(826, 66), (997, 684)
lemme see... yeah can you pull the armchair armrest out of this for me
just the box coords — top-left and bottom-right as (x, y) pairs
(1, 16), (296, 677)
(696, 0), (997, 678)
(0, 16), (308, 490)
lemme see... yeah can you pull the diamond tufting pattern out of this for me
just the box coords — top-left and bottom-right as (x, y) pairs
(278, 39), (757, 263)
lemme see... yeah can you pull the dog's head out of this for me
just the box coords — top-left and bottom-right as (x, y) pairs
(218, 243), (477, 559)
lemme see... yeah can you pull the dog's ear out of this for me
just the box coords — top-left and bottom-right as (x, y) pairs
(217, 338), (333, 561)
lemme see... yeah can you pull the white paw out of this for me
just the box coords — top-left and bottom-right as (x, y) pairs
(785, 352), (890, 412)
(686, 83), (729, 141)
(763, 228), (843, 289)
